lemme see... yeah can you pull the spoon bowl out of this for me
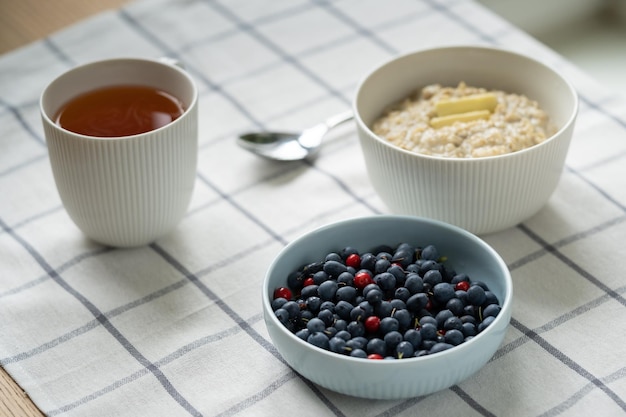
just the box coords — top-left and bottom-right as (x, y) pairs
(237, 111), (353, 161)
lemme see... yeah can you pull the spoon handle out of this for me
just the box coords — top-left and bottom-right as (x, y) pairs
(324, 110), (354, 129)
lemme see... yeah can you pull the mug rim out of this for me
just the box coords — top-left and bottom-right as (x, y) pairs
(40, 57), (199, 141)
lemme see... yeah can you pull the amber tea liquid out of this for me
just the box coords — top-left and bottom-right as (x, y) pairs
(55, 85), (185, 137)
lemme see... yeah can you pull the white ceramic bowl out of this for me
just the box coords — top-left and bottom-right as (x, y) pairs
(354, 45), (578, 235)
(262, 215), (512, 399)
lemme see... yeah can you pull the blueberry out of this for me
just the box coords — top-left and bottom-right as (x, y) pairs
(384, 330), (403, 349)
(392, 309), (412, 331)
(387, 265), (406, 284)
(317, 308), (335, 326)
(305, 296), (321, 313)
(451, 273), (470, 285)
(350, 306), (368, 322)
(406, 292), (428, 312)
(419, 260), (441, 276)
(394, 287), (411, 302)
(329, 336), (348, 354)
(350, 349), (367, 358)
(472, 281), (490, 290)
(433, 282), (455, 304)
(318, 280), (338, 301)
(444, 329), (464, 346)
(379, 317), (399, 334)
(429, 342), (454, 354)
(461, 322), (477, 337)
(443, 316), (463, 331)
(335, 286), (357, 303)
(337, 271), (354, 286)
(300, 310), (314, 323)
(335, 330), (351, 341)
(395, 341), (415, 359)
(482, 303), (501, 318)
(340, 246), (359, 260)
(307, 317), (326, 333)
(420, 245), (439, 261)
(421, 340), (437, 351)
(484, 291), (499, 306)
(312, 270), (329, 285)
(375, 272), (396, 291)
(478, 315), (496, 332)
(455, 290), (468, 304)
(295, 328), (310, 341)
(287, 271), (304, 292)
(389, 301), (406, 313)
(392, 250), (413, 268)
(365, 287), (384, 304)
(346, 336), (368, 351)
(334, 320), (348, 332)
(366, 338), (387, 356)
(404, 329), (422, 349)
(418, 315), (437, 327)
(446, 297), (465, 316)
(347, 321), (365, 338)
(423, 269), (443, 286)
(271, 297), (288, 311)
(435, 309), (454, 329)
(375, 301), (393, 318)
(374, 259), (391, 274)
(323, 260), (348, 278)
(334, 300), (353, 321)
(307, 332), (329, 349)
(300, 285), (319, 299)
(467, 285), (486, 306)
(325, 252), (342, 263)
(420, 323), (438, 341)
(274, 308), (290, 325)
(404, 273), (424, 294)
(360, 253), (376, 271)
(325, 326), (337, 338)
(320, 301), (335, 312)
(282, 301), (301, 319)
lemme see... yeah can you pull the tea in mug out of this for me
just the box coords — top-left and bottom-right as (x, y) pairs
(55, 85), (185, 137)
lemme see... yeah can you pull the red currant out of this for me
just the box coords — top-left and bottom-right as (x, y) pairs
(364, 315), (380, 333)
(367, 353), (383, 360)
(303, 277), (315, 287)
(273, 286), (292, 300)
(346, 253), (361, 269)
(455, 281), (470, 292)
(354, 271), (373, 289)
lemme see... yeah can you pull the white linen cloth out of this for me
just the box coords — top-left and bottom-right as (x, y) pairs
(1, 0), (625, 416)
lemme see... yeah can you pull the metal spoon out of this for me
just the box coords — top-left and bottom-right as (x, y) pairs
(237, 110), (353, 161)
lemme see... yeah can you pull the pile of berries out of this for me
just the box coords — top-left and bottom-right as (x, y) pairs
(271, 242), (501, 360)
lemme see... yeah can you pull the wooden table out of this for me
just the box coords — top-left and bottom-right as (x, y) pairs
(0, 3), (129, 416)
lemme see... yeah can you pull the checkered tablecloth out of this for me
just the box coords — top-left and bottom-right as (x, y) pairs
(1, 0), (625, 416)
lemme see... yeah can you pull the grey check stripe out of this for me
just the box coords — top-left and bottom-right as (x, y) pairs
(0, 219), (204, 416)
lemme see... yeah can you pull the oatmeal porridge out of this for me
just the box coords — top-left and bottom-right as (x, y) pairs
(371, 82), (557, 158)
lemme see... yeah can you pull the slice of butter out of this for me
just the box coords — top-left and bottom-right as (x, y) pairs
(430, 110), (491, 128)
(435, 93), (497, 117)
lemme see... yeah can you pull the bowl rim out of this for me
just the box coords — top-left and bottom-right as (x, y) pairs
(262, 214), (513, 367)
(352, 44), (579, 162)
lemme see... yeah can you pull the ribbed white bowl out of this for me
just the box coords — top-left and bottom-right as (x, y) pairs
(263, 215), (512, 399)
(354, 46), (578, 235)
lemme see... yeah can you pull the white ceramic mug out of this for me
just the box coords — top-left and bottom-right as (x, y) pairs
(40, 58), (198, 247)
